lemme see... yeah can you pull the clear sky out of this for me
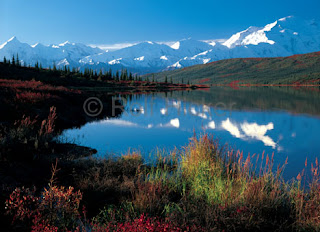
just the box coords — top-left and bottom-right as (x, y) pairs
(1, 0), (320, 47)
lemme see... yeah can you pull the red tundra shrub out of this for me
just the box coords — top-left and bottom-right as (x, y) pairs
(15, 91), (55, 103)
(0, 79), (81, 93)
(6, 185), (83, 231)
(92, 214), (202, 232)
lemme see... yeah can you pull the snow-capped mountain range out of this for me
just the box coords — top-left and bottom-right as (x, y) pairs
(1, 16), (320, 74)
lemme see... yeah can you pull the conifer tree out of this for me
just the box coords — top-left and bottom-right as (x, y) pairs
(16, 53), (20, 66)
(124, 69), (128, 81)
(120, 69), (123, 80)
(3, 56), (6, 64)
(116, 70), (119, 80)
(99, 69), (103, 80)
(122, 69), (125, 81)
(170, 77), (173, 84)
(90, 69), (94, 79)
(35, 61), (39, 70)
(152, 74), (155, 83)
(108, 68), (112, 80)
(165, 76), (168, 84)
(12, 55), (15, 66)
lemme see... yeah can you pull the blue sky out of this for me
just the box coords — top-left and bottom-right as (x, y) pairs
(1, 0), (320, 47)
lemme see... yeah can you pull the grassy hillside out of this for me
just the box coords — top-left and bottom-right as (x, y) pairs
(145, 52), (320, 85)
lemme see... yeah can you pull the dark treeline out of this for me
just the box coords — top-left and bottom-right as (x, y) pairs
(1, 54), (199, 87)
(2, 54), (144, 82)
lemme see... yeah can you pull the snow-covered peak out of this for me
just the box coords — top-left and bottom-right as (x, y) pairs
(0, 36), (104, 68)
(57, 58), (70, 66)
(168, 61), (182, 68)
(171, 38), (193, 49)
(31, 43), (39, 48)
(160, 55), (168, 60)
(171, 41), (180, 50)
(134, 56), (145, 61)
(207, 41), (216, 46)
(59, 41), (75, 46)
(139, 41), (156, 46)
(169, 38), (216, 58)
(223, 21), (278, 48)
(171, 38), (214, 49)
(222, 15), (320, 51)
(108, 58), (122, 65)
(0, 36), (22, 49)
(31, 43), (47, 48)
(7, 36), (19, 42)
(223, 26), (260, 48)
(278, 15), (294, 22)
(239, 21), (277, 46)
(263, 21), (278, 31)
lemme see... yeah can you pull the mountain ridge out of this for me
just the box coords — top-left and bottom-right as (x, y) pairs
(1, 16), (319, 74)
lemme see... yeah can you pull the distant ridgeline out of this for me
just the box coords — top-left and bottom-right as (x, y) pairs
(144, 52), (320, 86)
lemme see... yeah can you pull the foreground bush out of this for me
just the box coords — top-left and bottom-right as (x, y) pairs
(5, 161), (83, 231)
(0, 106), (57, 161)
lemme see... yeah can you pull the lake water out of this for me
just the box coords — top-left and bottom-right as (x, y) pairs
(60, 87), (320, 180)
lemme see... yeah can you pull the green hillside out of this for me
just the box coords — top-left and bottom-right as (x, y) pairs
(145, 52), (320, 85)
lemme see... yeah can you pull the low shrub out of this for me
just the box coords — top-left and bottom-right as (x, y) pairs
(0, 106), (57, 161)
(5, 161), (84, 231)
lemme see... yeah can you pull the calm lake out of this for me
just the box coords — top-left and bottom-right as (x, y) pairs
(60, 87), (320, 180)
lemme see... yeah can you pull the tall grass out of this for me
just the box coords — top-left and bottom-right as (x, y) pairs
(132, 134), (319, 230)
(5, 134), (320, 231)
